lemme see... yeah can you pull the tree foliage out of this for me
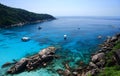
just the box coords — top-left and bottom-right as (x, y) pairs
(0, 3), (55, 28)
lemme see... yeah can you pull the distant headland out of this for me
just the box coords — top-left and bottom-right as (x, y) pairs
(0, 3), (55, 28)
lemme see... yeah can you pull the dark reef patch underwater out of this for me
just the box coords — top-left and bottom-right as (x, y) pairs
(0, 17), (120, 76)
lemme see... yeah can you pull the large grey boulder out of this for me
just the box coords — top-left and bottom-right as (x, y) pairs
(63, 69), (71, 76)
(111, 36), (117, 42)
(39, 47), (56, 56)
(89, 62), (97, 68)
(96, 60), (105, 68)
(92, 53), (105, 63)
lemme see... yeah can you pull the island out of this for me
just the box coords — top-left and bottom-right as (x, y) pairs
(0, 3), (55, 28)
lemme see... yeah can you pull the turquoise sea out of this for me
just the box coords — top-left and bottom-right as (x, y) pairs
(0, 16), (120, 76)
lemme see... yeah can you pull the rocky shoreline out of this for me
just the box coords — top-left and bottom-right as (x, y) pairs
(2, 33), (120, 76)
(56, 33), (120, 76)
(3, 19), (54, 28)
(2, 47), (59, 74)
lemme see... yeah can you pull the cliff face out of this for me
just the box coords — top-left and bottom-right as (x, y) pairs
(0, 3), (55, 28)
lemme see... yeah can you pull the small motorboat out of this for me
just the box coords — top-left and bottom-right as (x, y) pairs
(64, 34), (67, 40)
(21, 37), (30, 42)
(98, 35), (102, 39)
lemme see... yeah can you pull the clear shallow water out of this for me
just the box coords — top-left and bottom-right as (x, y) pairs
(0, 16), (120, 76)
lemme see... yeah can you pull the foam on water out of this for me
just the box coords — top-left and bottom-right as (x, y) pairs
(0, 17), (120, 76)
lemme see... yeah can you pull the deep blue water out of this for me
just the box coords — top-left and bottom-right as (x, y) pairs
(0, 16), (120, 76)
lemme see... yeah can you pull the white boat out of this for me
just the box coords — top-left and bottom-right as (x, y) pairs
(21, 37), (30, 42)
(98, 35), (102, 39)
(64, 34), (67, 40)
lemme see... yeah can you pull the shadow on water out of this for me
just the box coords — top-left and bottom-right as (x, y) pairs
(37, 38), (53, 45)
(3, 32), (16, 36)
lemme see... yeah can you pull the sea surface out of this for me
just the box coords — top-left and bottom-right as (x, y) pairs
(0, 16), (120, 76)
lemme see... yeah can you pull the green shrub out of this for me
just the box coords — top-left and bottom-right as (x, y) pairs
(98, 41), (120, 76)
(98, 66), (120, 76)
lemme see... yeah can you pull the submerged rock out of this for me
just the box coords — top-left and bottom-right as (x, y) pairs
(56, 69), (64, 75)
(63, 69), (71, 76)
(65, 63), (71, 70)
(72, 71), (78, 75)
(2, 62), (13, 68)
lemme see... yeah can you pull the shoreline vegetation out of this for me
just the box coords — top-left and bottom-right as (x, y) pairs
(0, 3), (55, 28)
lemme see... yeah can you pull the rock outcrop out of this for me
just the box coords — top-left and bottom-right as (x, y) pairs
(86, 33), (120, 76)
(91, 52), (105, 63)
(6, 47), (57, 74)
(57, 33), (120, 76)
(114, 49), (120, 65)
(84, 33), (120, 76)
